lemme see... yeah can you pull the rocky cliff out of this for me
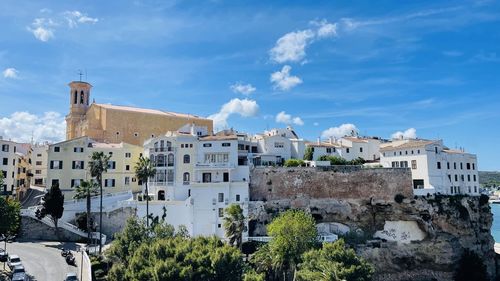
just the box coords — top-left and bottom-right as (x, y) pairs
(248, 167), (496, 281)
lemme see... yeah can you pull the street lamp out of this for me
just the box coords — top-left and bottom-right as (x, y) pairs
(0, 234), (15, 270)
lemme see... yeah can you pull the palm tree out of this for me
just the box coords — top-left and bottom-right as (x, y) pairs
(73, 180), (98, 244)
(223, 204), (246, 249)
(89, 151), (111, 254)
(134, 156), (156, 229)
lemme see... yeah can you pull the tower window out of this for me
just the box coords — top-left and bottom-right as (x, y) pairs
(74, 91), (78, 104)
(80, 91), (84, 104)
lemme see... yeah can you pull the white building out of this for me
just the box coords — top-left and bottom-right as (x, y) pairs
(31, 144), (49, 187)
(0, 138), (31, 196)
(143, 127), (249, 239)
(380, 139), (479, 196)
(305, 140), (343, 161)
(251, 127), (305, 165)
(338, 136), (382, 162)
(47, 136), (143, 198)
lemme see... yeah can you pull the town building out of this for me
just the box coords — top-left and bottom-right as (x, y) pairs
(142, 126), (249, 239)
(46, 136), (143, 198)
(0, 138), (31, 196)
(305, 139), (344, 161)
(380, 139), (479, 196)
(338, 136), (382, 162)
(31, 144), (49, 187)
(251, 127), (305, 165)
(65, 80), (213, 146)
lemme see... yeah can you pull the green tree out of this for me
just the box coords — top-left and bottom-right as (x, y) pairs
(243, 269), (265, 281)
(284, 159), (306, 167)
(107, 217), (148, 266)
(135, 155), (156, 229)
(0, 171), (4, 190)
(74, 180), (98, 243)
(256, 209), (318, 280)
(296, 239), (374, 281)
(303, 147), (314, 161)
(223, 204), (246, 249)
(0, 196), (20, 236)
(89, 151), (111, 254)
(36, 182), (64, 229)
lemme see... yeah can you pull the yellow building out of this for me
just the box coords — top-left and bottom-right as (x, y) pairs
(65, 81), (213, 146)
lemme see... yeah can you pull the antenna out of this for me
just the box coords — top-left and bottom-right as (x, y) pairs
(85, 69), (88, 81)
(77, 69), (83, 81)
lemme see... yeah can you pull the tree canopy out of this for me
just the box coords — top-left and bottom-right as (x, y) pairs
(284, 159), (306, 167)
(303, 147), (314, 161)
(36, 182), (64, 228)
(0, 196), (20, 235)
(223, 204), (246, 249)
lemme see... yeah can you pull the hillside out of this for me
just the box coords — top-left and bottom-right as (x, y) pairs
(479, 171), (500, 187)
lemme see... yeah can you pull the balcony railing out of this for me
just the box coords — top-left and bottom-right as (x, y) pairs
(149, 147), (175, 153)
(195, 162), (235, 169)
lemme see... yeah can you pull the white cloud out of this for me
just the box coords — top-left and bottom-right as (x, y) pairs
(63, 10), (98, 28)
(269, 19), (337, 64)
(230, 83), (256, 96)
(269, 29), (315, 63)
(2, 68), (19, 79)
(311, 19), (337, 38)
(321, 124), (358, 139)
(270, 65), (302, 91)
(208, 98), (259, 130)
(0, 111), (66, 143)
(391, 128), (417, 140)
(275, 111), (304, 126)
(27, 18), (56, 42)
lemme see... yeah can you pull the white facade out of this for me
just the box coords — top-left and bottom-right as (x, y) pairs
(251, 127), (305, 165)
(47, 137), (143, 198)
(0, 138), (31, 196)
(31, 144), (49, 187)
(306, 141), (343, 161)
(338, 137), (382, 161)
(380, 139), (479, 196)
(143, 129), (249, 239)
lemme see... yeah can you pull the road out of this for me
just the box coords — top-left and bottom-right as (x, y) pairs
(1, 240), (82, 281)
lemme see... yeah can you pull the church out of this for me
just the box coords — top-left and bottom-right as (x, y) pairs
(65, 80), (213, 146)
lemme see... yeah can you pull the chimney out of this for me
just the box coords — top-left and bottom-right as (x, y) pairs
(317, 137), (320, 145)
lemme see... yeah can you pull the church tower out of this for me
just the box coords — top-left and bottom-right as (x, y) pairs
(65, 81), (92, 140)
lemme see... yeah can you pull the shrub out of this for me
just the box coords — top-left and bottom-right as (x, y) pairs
(394, 194), (405, 204)
(284, 159), (305, 167)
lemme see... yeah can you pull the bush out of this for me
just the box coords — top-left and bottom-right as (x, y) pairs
(284, 159), (306, 167)
(479, 194), (489, 206)
(75, 213), (94, 232)
(394, 194), (405, 204)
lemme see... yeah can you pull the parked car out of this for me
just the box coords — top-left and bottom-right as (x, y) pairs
(64, 272), (78, 281)
(7, 255), (22, 270)
(0, 248), (7, 262)
(11, 265), (26, 275)
(11, 272), (27, 281)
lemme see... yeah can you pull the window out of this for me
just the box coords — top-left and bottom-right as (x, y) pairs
(435, 147), (438, 154)
(474, 186), (477, 193)
(400, 161), (408, 168)
(411, 160), (417, 169)
(71, 179), (82, 188)
(72, 161), (84, 169)
(203, 143), (212, 147)
(2, 158), (7, 165)
(223, 172), (229, 182)
(399, 151), (402, 155)
(36, 154), (42, 157)
(413, 179), (424, 189)
(326, 148), (332, 153)
(1, 144), (9, 152)
(236, 194), (240, 202)
(447, 162), (450, 169)
(473, 163), (475, 170)
(183, 172), (190, 185)
(218, 208), (224, 217)
(107, 161), (116, 170)
(181, 144), (184, 148)
(51, 179), (59, 187)
(125, 177), (130, 186)
(190, 144), (193, 148)
(167, 154), (174, 166)
(222, 143), (231, 147)
(454, 162), (457, 169)
(461, 175), (465, 181)
(35, 170), (41, 174)
(450, 186), (454, 194)
(360, 147), (363, 153)
(417, 150), (421, 154)
(183, 154), (190, 164)
(346, 148), (350, 153)
(50, 160), (63, 169)
(274, 142), (284, 148)
(54, 146), (60, 152)
(204, 153), (229, 163)
(73, 147), (84, 153)
(218, 224), (221, 228)
(36, 161), (42, 166)
(467, 175), (471, 182)
(74, 91), (78, 104)
(104, 179), (116, 187)
(405, 151), (408, 155)
(391, 161), (399, 168)
(125, 153), (131, 158)
(218, 193), (224, 202)
(455, 175), (458, 181)
(466, 163), (471, 170)
(437, 162), (441, 169)
(203, 173), (211, 183)
(448, 174), (451, 182)
(474, 175), (477, 182)
(460, 163), (463, 169)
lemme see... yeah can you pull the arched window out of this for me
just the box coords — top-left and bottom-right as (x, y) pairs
(183, 172), (190, 185)
(80, 91), (84, 104)
(150, 154), (156, 166)
(167, 154), (174, 166)
(183, 154), (190, 164)
(156, 154), (165, 167)
(73, 90), (78, 104)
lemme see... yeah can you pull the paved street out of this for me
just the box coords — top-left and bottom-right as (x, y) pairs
(1, 240), (82, 281)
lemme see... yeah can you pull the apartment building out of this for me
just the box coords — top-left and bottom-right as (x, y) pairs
(380, 139), (479, 196)
(31, 144), (49, 187)
(251, 127), (305, 165)
(47, 136), (143, 198)
(143, 127), (249, 239)
(305, 139), (343, 161)
(0, 138), (31, 196)
(338, 136), (382, 161)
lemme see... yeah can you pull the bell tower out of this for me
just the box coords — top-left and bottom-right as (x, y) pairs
(65, 81), (92, 140)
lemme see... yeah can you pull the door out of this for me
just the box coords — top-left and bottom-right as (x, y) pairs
(223, 172), (229, 182)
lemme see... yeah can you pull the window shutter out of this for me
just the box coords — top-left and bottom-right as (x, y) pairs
(72, 161), (75, 169)
(60, 161), (63, 169)
(50, 161), (54, 169)
(81, 162), (85, 169)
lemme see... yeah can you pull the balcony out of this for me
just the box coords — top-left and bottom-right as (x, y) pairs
(194, 162), (235, 169)
(149, 147), (175, 153)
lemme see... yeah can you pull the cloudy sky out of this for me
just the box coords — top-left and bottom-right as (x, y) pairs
(0, 0), (499, 170)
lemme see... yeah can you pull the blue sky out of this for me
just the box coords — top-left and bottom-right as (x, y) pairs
(0, 0), (499, 170)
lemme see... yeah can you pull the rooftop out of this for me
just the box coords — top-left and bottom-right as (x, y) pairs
(380, 139), (438, 152)
(95, 103), (209, 120)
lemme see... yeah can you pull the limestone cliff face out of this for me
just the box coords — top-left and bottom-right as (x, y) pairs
(248, 167), (496, 281)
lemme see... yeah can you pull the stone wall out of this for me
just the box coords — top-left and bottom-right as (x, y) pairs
(250, 167), (413, 202)
(20, 216), (85, 242)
